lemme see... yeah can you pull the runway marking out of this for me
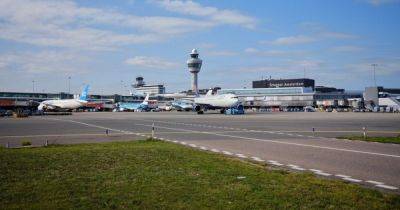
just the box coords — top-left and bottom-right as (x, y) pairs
(211, 148), (220, 153)
(376, 185), (399, 190)
(251, 156), (264, 162)
(314, 171), (331, 176)
(199, 146), (208, 150)
(222, 151), (233, 155)
(342, 177), (362, 183)
(291, 167), (306, 171)
(236, 154), (248, 158)
(309, 169), (322, 173)
(366, 180), (384, 185)
(46, 118), (138, 135)
(135, 123), (400, 159)
(268, 160), (284, 166)
(335, 174), (351, 178)
(189, 144), (197, 148)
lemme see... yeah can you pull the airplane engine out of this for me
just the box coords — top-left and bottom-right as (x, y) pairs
(194, 105), (201, 112)
(37, 103), (46, 111)
(194, 105), (204, 114)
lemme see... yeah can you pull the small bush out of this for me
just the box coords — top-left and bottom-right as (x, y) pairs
(21, 141), (31, 146)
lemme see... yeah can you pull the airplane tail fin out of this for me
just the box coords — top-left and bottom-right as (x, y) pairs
(79, 85), (90, 101)
(142, 94), (150, 105)
(205, 89), (213, 96)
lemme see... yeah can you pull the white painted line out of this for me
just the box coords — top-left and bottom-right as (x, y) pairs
(134, 123), (400, 158)
(199, 146), (208, 150)
(172, 140), (178, 143)
(309, 169), (322, 173)
(315, 172), (331, 176)
(297, 135), (303, 137)
(291, 167), (306, 171)
(269, 162), (284, 166)
(366, 180), (384, 185)
(236, 154), (248, 158)
(180, 142), (187, 145)
(222, 151), (233, 155)
(189, 144), (197, 148)
(251, 157), (264, 162)
(288, 164), (299, 168)
(375, 185), (398, 190)
(211, 149), (220, 153)
(335, 174), (351, 178)
(342, 177), (362, 183)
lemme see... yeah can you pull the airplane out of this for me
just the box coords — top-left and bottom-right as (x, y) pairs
(116, 94), (151, 112)
(38, 85), (90, 111)
(193, 90), (240, 114)
(171, 100), (193, 111)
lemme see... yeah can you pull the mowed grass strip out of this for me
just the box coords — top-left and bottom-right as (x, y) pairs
(338, 136), (400, 144)
(0, 140), (399, 209)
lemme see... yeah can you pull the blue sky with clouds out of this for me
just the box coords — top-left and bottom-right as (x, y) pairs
(0, 0), (399, 94)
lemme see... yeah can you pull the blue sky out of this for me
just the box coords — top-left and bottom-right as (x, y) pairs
(0, 0), (399, 94)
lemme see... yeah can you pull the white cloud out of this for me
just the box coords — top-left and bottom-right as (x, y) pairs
(261, 22), (358, 46)
(208, 50), (237, 56)
(244, 48), (307, 57)
(320, 32), (358, 39)
(331, 45), (365, 52)
(232, 59), (325, 73)
(153, 0), (257, 29)
(347, 58), (400, 75)
(0, 0), (245, 51)
(244, 48), (259, 53)
(267, 35), (317, 45)
(0, 51), (89, 74)
(360, 0), (400, 6)
(125, 56), (179, 69)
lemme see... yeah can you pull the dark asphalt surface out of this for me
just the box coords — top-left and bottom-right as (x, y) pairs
(1, 111), (399, 192)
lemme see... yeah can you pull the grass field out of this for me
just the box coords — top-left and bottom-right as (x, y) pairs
(338, 136), (400, 144)
(1, 140), (399, 209)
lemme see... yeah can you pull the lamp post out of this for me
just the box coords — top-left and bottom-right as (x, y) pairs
(32, 80), (35, 92)
(371, 64), (378, 87)
(68, 76), (71, 93)
(120, 80), (124, 95)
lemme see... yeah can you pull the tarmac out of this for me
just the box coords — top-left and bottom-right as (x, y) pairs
(1, 111), (399, 192)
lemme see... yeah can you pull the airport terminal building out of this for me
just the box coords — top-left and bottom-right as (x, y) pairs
(218, 78), (364, 110)
(132, 76), (165, 95)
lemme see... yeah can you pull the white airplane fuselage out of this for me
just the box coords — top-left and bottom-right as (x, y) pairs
(194, 93), (239, 108)
(38, 99), (87, 110)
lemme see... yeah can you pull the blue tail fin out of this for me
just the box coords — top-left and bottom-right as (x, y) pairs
(79, 85), (90, 101)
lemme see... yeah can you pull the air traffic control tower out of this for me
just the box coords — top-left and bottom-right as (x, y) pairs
(187, 49), (202, 94)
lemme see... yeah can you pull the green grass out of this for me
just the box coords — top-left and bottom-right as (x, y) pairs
(338, 136), (400, 144)
(1, 140), (399, 209)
